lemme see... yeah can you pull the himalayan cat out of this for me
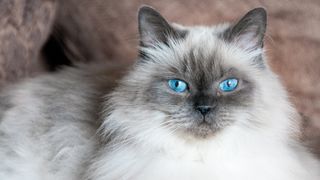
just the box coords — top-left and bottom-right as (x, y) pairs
(0, 6), (319, 180)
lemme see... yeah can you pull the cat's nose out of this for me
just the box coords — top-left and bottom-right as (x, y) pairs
(195, 106), (211, 116)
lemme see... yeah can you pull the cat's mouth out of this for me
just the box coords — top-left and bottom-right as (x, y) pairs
(181, 118), (223, 139)
(168, 112), (231, 139)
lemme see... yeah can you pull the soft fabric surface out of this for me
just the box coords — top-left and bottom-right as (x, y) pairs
(0, 0), (319, 156)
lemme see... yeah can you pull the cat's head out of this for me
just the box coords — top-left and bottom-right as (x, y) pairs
(105, 6), (292, 142)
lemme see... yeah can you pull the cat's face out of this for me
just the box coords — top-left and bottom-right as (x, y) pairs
(136, 51), (256, 138)
(110, 7), (271, 139)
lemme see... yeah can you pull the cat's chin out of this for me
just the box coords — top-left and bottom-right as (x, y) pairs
(178, 121), (224, 139)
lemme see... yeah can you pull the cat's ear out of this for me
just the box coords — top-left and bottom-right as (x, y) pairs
(223, 8), (267, 51)
(138, 6), (185, 47)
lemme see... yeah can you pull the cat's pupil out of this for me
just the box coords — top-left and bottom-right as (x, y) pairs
(227, 81), (232, 87)
(175, 81), (179, 87)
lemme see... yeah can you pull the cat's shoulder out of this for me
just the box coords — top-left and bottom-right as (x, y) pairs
(2, 62), (127, 99)
(0, 62), (128, 128)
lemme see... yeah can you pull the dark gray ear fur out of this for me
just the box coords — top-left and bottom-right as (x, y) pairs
(222, 8), (267, 51)
(138, 6), (186, 47)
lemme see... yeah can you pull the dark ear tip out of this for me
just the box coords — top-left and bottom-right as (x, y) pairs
(138, 5), (157, 17)
(252, 7), (267, 13)
(248, 7), (267, 20)
(139, 5), (155, 11)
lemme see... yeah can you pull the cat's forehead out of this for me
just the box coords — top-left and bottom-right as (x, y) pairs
(140, 24), (262, 83)
(167, 25), (258, 72)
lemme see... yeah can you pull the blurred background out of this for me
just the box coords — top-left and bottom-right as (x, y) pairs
(0, 0), (319, 156)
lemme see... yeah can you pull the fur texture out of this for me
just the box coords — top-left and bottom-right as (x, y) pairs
(0, 6), (319, 180)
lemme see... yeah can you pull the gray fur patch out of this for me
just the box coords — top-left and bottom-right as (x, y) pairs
(220, 8), (267, 68)
(138, 6), (188, 52)
(221, 8), (267, 48)
(0, 94), (12, 122)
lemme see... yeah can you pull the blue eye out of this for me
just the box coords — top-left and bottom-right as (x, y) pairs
(219, 78), (238, 92)
(168, 79), (188, 93)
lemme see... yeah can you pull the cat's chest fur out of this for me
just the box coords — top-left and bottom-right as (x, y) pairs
(92, 127), (315, 180)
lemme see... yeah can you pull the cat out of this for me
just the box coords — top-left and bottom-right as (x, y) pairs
(0, 5), (319, 180)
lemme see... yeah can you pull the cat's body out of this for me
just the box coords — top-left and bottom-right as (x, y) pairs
(0, 6), (319, 180)
(0, 65), (117, 180)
